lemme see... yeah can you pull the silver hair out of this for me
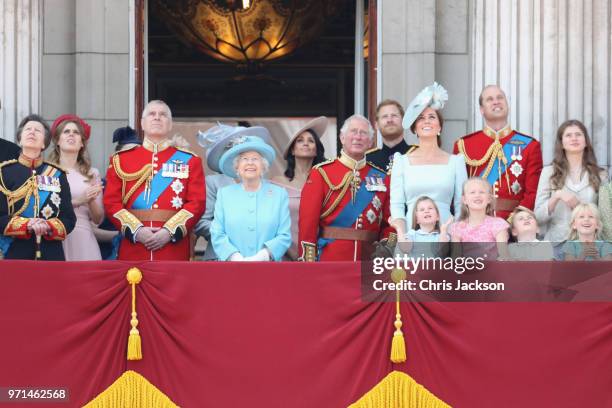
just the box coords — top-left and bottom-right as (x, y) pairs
(142, 100), (173, 120)
(232, 151), (270, 180)
(339, 114), (375, 140)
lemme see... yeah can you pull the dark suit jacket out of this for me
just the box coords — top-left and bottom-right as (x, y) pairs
(0, 138), (20, 163)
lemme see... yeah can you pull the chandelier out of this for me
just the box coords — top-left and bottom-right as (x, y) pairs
(153, 0), (341, 66)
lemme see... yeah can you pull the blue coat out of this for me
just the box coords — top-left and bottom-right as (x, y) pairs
(211, 181), (291, 261)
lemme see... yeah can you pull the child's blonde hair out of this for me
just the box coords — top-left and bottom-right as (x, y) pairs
(508, 206), (536, 228)
(411, 196), (441, 231)
(568, 202), (601, 240)
(458, 177), (495, 221)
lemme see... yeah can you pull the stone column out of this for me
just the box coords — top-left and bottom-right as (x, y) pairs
(0, 0), (41, 141)
(471, 0), (611, 166)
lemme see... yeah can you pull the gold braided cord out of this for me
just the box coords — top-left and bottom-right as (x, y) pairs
(457, 138), (506, 179)
(318, 168), (354, 219)
(0, 175), (39, 217)
(112, 155), (153, 205)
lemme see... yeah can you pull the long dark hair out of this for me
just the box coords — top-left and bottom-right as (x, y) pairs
(284, 129), (326, 181)
(550, 119), (603, 192)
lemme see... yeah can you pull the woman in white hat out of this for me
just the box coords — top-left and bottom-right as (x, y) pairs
(271, 117), (327, 260)
(389, 82), (468, 241)
(195, 124), (271, 260)
(211, 135), (291, 261)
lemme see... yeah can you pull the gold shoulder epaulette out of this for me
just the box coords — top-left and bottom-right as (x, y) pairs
(367, 162), (386, 174)
(407, 145), (418, 154)
(313, 158), (334, 169)
(43, 161), (67, 173)
(0, 159), (18, 169)
(365, 147), (380, 154)
(112, 144), (139, 156)
(175, 146), (198, 157)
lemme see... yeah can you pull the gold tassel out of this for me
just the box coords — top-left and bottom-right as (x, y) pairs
(348, 371), (451, 408)
(84, 370), (178, 407)
(126, 267), (143, 361)
(390, 268), (407, 364)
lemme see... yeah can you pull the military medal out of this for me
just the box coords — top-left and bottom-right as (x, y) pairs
(365, 176), (387, 192)
(50, 192), (61, 207)
(171, 179), (184, 194)
(510, 161), (523, 178)
(41, 204), (53, 219)
(366, 209), (377, 224)
(371, 195), (381, 210)
(171, 196), (183, 209)
(162, 160), (190, 179)
(37, 176), (61, 192)
(511, 180), (522, 195)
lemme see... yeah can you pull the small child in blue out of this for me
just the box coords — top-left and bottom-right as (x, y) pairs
(562, 203), (612, 261)
(397, 196), (452, 257)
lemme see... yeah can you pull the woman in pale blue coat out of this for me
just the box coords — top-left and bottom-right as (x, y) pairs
(211, 135), (291, 261)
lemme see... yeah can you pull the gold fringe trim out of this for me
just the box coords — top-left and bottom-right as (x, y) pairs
(126, 267), (143, 361)
(83, 370), (178, 408)
(348, 371), (451, 408)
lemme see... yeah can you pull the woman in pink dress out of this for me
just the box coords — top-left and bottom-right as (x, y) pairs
(48, 114), (104, 260)
(272, 117), (328, 260)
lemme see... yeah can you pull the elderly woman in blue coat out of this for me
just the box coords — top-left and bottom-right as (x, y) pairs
(211, 135), (291, 261)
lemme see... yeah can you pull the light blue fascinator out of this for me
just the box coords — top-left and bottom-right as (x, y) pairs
(402, 82), (449, 130)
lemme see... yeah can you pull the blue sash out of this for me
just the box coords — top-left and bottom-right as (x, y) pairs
(131, 150), (191, 209)
(483, 133), (532, 185)
(317, 167), (385, 259)
(0, 164), (60, 255)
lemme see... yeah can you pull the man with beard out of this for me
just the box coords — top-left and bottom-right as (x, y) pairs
(366, 99), (414, 172)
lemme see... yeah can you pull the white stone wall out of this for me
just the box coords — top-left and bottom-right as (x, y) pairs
(471, 0), (611, 167)
(0, 0), (41, 142)
(381, 0), (612, 167)
(41, 0), (130, 171)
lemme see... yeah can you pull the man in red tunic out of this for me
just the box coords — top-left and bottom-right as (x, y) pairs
(298, 114), (396, 261)
(103, 100), (206, 260)
(453, 85), (543, 219)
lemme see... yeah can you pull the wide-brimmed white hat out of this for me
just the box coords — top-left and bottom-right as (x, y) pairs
(198, 124), (271, 173)
(219, 136), (276, 179)
(402, 82), (448, 131)
(283, 116), (328, 159)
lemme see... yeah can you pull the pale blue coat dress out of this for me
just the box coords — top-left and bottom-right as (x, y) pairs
(390, 152), (468, 229)
(211, 181), (291, 261)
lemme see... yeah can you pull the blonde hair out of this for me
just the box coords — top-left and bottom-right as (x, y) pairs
(48, 119), (95, 181)
(411, 196), (441, 231)
(458, 177), (494, 221)
(508, 206), (536, 229)
(568, 202), (602, 240)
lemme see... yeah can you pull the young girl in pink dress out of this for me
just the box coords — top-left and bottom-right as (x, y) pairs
(449, 177), (509, 259)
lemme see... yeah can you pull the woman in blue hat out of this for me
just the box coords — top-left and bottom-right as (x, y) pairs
(211, 135), (291, 261)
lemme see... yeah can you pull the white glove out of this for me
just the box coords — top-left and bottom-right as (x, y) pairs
(229, 252), (245, 261)
(243, 248), (271, 262)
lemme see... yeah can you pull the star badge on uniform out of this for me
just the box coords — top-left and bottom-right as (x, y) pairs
(510, 161), (523, 178)
(171, 179), (184, 194)
(511, 180), (522, 195)
(41, 204), (54, 219)
(171, 196), (184, 209)
(366, 209), (377, 224)
(50, 192), (61, 207)
(372, 195), (381, 210)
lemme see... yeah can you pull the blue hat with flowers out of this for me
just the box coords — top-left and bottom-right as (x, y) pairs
(218, 135), (276, 179)
(402, 82), (449, 131)
(198, 124), (271, 173)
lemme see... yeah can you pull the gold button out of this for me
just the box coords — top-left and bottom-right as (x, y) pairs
(153, 204), (159, 209)
(153, 157), (158, 161)
(153, 170), (158, 174)
(153, 163), (158, 168)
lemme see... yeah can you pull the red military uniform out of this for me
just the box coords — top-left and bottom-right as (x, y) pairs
(453, 125), (543, 219)
(104, 138), (206, 260)
(298, 152), (396, 261)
